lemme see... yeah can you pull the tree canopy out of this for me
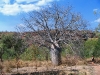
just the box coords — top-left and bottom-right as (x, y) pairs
(20, 4), (89, 65)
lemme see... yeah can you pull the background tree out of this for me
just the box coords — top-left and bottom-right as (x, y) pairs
(22, 4), (88, 65)
(0, 44), (5, 62)
(0, 33), (13, 74)
(93, 9), (100, 58)
(83, 38), (98, 58)
(21, 44), (39, 61)
(0, 34), (7, 62)
(1, 33), (26, 71)
(93, 37), (100, 57)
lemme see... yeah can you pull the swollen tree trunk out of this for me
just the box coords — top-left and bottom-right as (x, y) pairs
(50, 43), (62, 66)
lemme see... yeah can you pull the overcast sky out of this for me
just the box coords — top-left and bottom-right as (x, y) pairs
(0, 0), (100, 31)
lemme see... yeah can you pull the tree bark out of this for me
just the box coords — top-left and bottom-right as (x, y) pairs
(50, 43), (61, 66)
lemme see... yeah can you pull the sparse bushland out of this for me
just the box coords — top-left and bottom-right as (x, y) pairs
(1, 3), (100, 74)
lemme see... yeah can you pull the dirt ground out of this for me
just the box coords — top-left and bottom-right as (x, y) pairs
(3, 64), (100, 75)
(93, 65), (100, 75)
(1, 59), (100, 75)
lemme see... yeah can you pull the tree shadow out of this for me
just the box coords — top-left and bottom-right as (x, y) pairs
(11, 70), (66, 75)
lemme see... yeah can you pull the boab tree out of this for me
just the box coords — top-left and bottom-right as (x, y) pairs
(22, 4), (88, 66)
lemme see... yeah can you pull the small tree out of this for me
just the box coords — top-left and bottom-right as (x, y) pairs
(0, 44), (4, 63)
(22, 4), (88, 65)
(0, 34), (10, 74)
(0, 34), (7, 62)
(84, 38), (98, 58)
(0, 45), (4, 75)
(93, 9), (100, 58)
(21, 44), (39, 61)
(93, 37), (100, 57)
(1, 33), (26, 70)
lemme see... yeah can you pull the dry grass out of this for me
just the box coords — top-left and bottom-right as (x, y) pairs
(1, 57), (98, 73)
(85, 57), (100, 64)
(62, 55), (85, 66)
(0, 62), (4, 70)
(0, 59), (53, 73)
(0, 57), (83, 72)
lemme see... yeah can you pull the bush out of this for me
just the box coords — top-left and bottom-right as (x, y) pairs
(84, 38), (98, 58)
(93, 37), (100, 57)
(21, 45), (50, 61)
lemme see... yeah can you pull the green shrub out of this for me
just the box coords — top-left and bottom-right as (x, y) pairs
(84, 38), (98, 58)
(21, 45), (50, 61)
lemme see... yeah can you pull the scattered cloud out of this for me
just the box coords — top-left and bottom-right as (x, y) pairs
(2, 0), (10, 4)
(0, 0), (59, 16)
(94, 18), (100, 23)
(93, 8), (98, 12)
(36, 0), (53, 6)
(0, 3), (20, 15)
(17, 24), (26, 27)
(20, 4), (40, 13)
(93, 8), (100, 15)
(16, 0), (38, 3)
(93, 8), (98, 15)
